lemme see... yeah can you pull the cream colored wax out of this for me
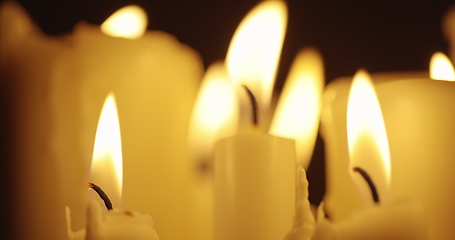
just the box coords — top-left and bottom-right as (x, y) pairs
(321, 72), (455, 239)
(0, 2), (68, 239)
(314, 200), (427, 240)
(54, 21), (203, 240)
(213, 132), (296, 240)
(0, 2), (203, 239)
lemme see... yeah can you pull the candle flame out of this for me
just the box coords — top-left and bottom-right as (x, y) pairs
(226, 0), (287, 113)
(430, 52), (455, 81)
(270, 49), (324, 168)
(101, 5), (147, 39)
(90, 93), (123, 208)
(347, 70), (391, 203)
(188, 63), (238, 167)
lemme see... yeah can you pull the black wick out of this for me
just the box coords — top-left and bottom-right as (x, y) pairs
(352, 167), (380, 204)
(85, 182), (113, 210)
(242, 85), (258, 127)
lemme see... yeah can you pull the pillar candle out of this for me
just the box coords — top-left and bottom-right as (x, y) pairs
(316, 70), (428, 239)
(54, 10), (203, 240)
(0, 2), (204, 239)
(0, 2), (68, 239)
(213, 131), (296, 240)
(321, 61), (455, 238)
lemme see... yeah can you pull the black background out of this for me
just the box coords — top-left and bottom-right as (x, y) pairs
(2, 0), (454, 210)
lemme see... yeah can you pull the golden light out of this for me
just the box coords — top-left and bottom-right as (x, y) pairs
(347, 70), (391, 203)
(188, 63), (238, 165)
(101, 5), (147, 39)
(90, 93), (123, 208)
(226, 0), (287, 117)
(270, 48), (324, 169)
(430, 52), (455, 81)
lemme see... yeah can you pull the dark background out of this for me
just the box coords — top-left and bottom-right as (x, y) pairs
(3, 0), (455, 205)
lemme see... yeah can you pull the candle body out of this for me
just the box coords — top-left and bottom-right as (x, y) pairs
(66, 201), (159, 240)
(0, 2), (68, 239)
(321, 72), (455, 239)
(314, 200), (427, 239)
(55, 23), (203, 240)
(213, 132), (296, 240)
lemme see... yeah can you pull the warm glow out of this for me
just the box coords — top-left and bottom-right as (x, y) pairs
(188, 63), (238, 162)
(101, 5), (147, 39)
(430, 52), (455, 81)
(226, 0), (287, 114)
(347, 70), (391, 203)
(90, 93), (123, 207)
(270, 49), (324, 169)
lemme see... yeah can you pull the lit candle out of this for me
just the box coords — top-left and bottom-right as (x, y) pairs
(321, 54), (455, 239)
(66, 93), (159, 240)
(213, 2), (296, 240)
(315, 70), (427, 239)
(52, 5), (203, 240)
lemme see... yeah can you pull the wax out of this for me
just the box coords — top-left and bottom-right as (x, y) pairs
(66, 201), (159, 240)
(321, 72), (455, 239)
(54, 21), (203, 239)
(0, 2), (204, 239)
(0, 2), (68, 239)
(213, 132), (296, 240)
(314, 200), (427, 240)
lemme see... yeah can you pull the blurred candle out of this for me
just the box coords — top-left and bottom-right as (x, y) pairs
(213, 2), (296, 240)
(53, 5), (203, 240)
(0, 2), (67, 239)
(315, 70), (427, 240)
(66, 93), (159, 240)
(321, 53), (455, 239)
(187, 63), (238, 240)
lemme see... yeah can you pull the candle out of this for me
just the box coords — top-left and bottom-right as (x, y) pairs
(213, 2), (296, 240)
(315, 70), (427, 239)
(0, 2), (203, 238)
(321, 56), (455, 238)
(0, 2), (68, 239)
(52, 5), (203, 240)
(66, 93), (159, 240)
(187, 63), (238, 240)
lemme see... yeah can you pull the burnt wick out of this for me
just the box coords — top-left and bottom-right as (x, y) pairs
(85, 182), (113, 210)
(352, 167), (380, 204)
(242, 85), (258, 126)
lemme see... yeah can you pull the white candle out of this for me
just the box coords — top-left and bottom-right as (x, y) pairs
(315, 70), (427, 239)
(0, 2), (68, 239)
(213, 131), (296, 240)
(66, 93), (159, 240)
(52, 6), (203, 239)
(213, 2), (297, 240)
(321, 54), (455, 239)
(0, 2), (203, 238)
(187, 63), (238, 240)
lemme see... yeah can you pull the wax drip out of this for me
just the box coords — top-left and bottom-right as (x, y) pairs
(352, 167), (380, 204)
(242, 85), (258, 127)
